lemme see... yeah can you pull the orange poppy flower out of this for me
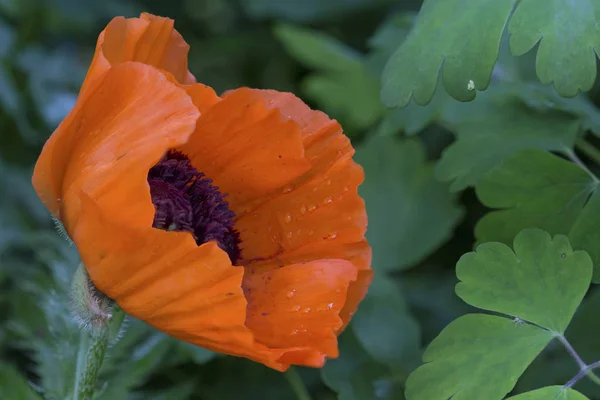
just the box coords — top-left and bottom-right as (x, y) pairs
(32, 13), (372, 371)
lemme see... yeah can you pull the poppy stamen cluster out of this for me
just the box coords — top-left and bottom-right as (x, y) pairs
(148, 150), (241, 263)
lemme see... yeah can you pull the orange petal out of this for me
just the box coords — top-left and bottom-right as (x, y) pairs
(32, 61), (199, 223)
(178, 87), (312, 211)
(225, 90), (365, 256)
(229, 90), (371, 330)
(243, 259), (358, 367)
(81, 13), (195, 96)
(250, 239), (373, 328)
(75, 194), (290, 370)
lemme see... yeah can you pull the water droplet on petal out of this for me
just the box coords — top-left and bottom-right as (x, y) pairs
(323, 196), (333, 205)
(284, 213), (292, 223)
(286, 290), (296, 299)
(308, 204), (317, 212)
(283, 185), (293, 193)
(299, 205), (307, 214)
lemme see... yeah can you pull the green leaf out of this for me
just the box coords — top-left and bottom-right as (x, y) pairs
(274, 23), (384, 131)
(507, 386), (589, 400)
(322, 330), (401, 400)
(352, 275), (421, 370)
(381, 0), (516, 106)
(569, 190), (600, 283)
(508, 0), (600, 98)
(274, 23), (362, 72)
(475, 149), (596, 245)
(475, 149), (600, 281)
(176, 342), (217, 364)
(405, 314), (554, 400)
(406, 229), (593, 399)
(376, 88), (452, 136)
(209, 358), (296, 400)
(457, 229), (592, 333)
(514, 84), (600, 136)
(301, 69), (384, 132)
(366, 12), (416, 76)
(435, 89), (580, 191)
(0, 363), (43, 400)
(356, 136), (463, 271)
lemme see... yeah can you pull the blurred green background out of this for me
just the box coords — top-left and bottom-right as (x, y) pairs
(2, 0), (600, 399)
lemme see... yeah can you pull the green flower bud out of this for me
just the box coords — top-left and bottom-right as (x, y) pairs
(70, 264), (114, 334)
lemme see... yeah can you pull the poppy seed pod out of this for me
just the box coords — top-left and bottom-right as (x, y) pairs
(32, 13), (372, 371)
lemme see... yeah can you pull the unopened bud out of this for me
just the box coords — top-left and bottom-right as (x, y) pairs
(71, 264), (114, 334)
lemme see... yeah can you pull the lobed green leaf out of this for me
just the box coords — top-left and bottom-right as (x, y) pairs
(457, 229), (592, 334)
(476, 149), (600, 281)
(405, 314), (553, 400)
(381, 0), (517, 107)
(508, 0), (600, 98)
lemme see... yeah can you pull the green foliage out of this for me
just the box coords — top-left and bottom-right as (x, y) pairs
(436, 88), (580, 191)
(406, 229), (594, 399)
(456, 229), (591, 334)
(356, 136), (463, 271)
(0, 362), (43, 400)
(406, 314), (554, 400)
(383, 0), (600, 106)
(508, 0), (600, 97)
(381, 0), (514, 106)
(274, 23), (384, 132)
(351, 276), (420, 370)
(476, 149), (600, 281)
(321, 329), (405, 400)
(507, 386), (588, 400)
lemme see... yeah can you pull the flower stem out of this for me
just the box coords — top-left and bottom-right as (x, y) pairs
(576, 138), (600, 167)
(558, 334), (600, 387)
(74, 328), (110, 400)
(284, 368), (313, 400)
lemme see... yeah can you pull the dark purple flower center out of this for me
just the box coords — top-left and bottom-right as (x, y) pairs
(148, 150), (241, 263)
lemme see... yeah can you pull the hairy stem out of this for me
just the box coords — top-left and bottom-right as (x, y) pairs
(73, 330), (90, 398)
(576, 138), (600, 168)
(558, 335), (600, 387)
(284, 368), (313, 400)
(74, 328), (110, 400)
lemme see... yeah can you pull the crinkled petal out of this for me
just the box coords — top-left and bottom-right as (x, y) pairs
(179, 87), (312, 211)
(243, 259), (357, 367)
(81, 13), (195, 96)
(76, 194), (288, 370)
(225, 90), (371, 329)
(32, 62), (199, 223)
